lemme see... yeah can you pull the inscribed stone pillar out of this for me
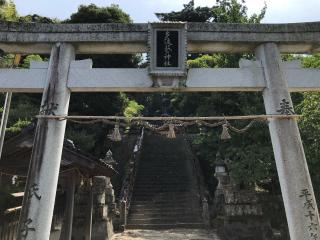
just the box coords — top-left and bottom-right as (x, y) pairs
(256, 43), (320, 240)
(17, 43), (74, 240)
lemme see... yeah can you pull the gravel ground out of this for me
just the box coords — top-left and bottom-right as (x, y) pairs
(112, 229), (222, 240)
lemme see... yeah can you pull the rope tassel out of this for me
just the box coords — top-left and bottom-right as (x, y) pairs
(167, 124), (176, 139)
(110, 123), (122, 142)
(220, 123), (231, 140)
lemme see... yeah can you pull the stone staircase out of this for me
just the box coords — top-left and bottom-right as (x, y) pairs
(126, 134), (204, 229)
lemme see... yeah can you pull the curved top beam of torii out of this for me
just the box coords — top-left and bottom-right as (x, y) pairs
(0, 21), (319, 54)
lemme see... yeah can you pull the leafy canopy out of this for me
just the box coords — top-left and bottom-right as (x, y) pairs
(156, 0), (265, 23)
(296, 54), (320, 201)
(0, 0), (17, 21)
(67, 4), (131, 23)
(151, 0), (272, 189)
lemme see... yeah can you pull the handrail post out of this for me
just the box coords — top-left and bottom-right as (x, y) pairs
(119, 200), (127, 230)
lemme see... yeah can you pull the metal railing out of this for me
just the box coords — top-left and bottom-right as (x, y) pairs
(184, 135), (210, 227)
(118, 128), (144, 229)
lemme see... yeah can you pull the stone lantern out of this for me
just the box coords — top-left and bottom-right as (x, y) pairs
(100, 150), (117, 166)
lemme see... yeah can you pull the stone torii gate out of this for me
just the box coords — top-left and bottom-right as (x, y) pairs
(0, 21), (320, 240)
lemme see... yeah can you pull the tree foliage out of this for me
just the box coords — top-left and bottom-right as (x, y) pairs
(0, 0), (17, 21)
(296, 54), (320, 201)
(67, 4), (131, 23)
(156, 0), (265, 23)
(63, 4), (141, 156)
(19, 14), (56, 23)
(212, 0), (266, 23)
(151, 0), (272, 189)
(0, 2), (141, 157)
(156, 0), (213, 22)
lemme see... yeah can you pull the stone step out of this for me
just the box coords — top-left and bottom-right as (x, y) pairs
(131, 195), (200, 202)
(132, 191), (199, 197)
(127, 217), (203, 225)
(112, 228), (221, 240)
(137, 161), (188, 165)
(126, 222), (205, 230)
(138, 162), (187, 165)
(137, 172), (187, 175)
(129, 212), (202, 220)
(134, 180), (192, 185)
(130, 202), (200, 210)
(133, 180), (193, 186)
(127, 134), (204, 230)
(134, 185), (196, 188)
(128, 214), (203, 221)
(131, 195), (199, 200)
(136, 172), (190, 176)
(132, 189), (199, 195)
(137, 168), (188, 173)
(132, 187), (197, 193)
(129, 207), (201, 214)
(130, 204), (199, 210)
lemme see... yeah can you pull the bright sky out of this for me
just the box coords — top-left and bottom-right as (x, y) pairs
(13, 0), (320, 23)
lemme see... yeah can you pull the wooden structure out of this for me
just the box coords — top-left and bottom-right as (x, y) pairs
(0, 124), (114, 240)
(0, 21), (319, 239)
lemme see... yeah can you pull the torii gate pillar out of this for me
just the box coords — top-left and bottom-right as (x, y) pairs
(18, 43), (74, 240)
(256, 43), (320, 240)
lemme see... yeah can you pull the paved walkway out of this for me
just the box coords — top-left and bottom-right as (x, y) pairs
(112, 229), (222, 240)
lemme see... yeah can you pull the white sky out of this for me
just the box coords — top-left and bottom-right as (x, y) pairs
(13, 0), (320, 23)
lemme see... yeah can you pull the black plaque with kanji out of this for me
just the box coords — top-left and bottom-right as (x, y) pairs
(156, 30), (179, 68)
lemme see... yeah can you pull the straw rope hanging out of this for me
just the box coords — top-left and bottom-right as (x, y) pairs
(36, 114), (299, 141)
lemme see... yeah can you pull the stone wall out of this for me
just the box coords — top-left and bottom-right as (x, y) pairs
(214, 169), (273, 240)
(223, 188), (272, 240)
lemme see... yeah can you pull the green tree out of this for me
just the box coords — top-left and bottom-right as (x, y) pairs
(296, 54), (320, 201)
(64, 4), (142, 156)
(156, 0), (265, 23)
(147, 0), (272, 189)
(156, 0), (213, 22)
(0, 0), (17, 21)
(0, 1), (53, 134)
(19, 14), (56, 23)
(68, 4), (131, 23)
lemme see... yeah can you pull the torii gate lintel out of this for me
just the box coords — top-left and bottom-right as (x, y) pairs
(0, 21), (318, 240)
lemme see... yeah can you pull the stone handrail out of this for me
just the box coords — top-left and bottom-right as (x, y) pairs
(184, 135), (210, 226)
(118, 128), (144, 229)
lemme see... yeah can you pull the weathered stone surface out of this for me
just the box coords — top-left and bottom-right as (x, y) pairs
(17, 43), (74, 240)
(112, 229), (222, 240)
(72, 181), (92, 239)
(92, 176), (115, 240)
(0, 22), (320, 53)
(3, 60), (320, 93)
(225, 204), (263, 217)
(223, 218), (273, 240)
(256, 43), (320, 240)
(224, 190), (259, 205)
